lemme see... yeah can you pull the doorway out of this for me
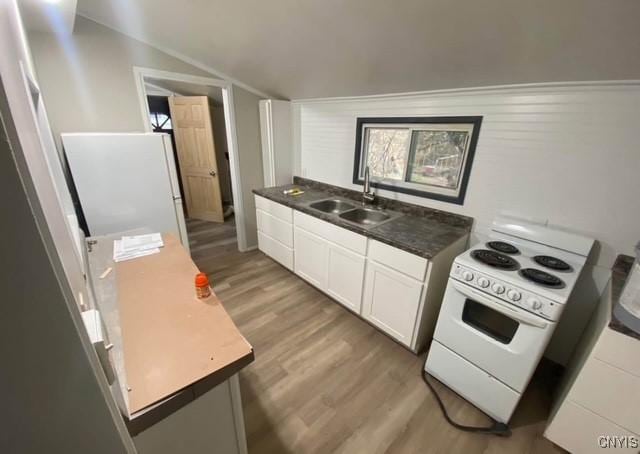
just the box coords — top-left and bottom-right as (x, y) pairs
(133, 67), (247, 254)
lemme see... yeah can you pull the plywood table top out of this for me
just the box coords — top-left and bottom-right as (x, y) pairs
(109, 234), (253, 415)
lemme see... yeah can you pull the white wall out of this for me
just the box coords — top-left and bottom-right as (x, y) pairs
(233, 86), (264, 248)
(293, 82), (640, 364)
(0, 1), (132, 451)
(27, 16), (213, 150)
(295, 83), (640, 268)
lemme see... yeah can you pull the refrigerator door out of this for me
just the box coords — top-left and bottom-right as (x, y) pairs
(62, 133), (183, 241)
(173, 198), (190, 252)
(161, 134), (182, 200)
(159, 134), (190, 250)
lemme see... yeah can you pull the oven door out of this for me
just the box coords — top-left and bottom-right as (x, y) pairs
(433, 278), (555, 392)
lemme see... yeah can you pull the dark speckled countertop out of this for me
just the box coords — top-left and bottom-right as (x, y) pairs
(610, 254), (639, 340)
(253, 177), (473, 260)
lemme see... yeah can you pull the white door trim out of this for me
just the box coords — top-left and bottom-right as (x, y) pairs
(133, 66), (248, 251)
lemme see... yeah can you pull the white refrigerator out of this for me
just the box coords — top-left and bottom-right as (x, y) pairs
(62, 133), (189, 249)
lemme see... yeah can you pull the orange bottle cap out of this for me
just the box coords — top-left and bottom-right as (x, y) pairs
(195, 272), (209, 287)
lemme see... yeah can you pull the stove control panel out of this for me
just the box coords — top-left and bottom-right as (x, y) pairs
(450, 263), (563, 321)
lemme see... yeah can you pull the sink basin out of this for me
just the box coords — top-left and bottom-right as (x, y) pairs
(339, 208), (391, 225)
(309, 199), (356, 214)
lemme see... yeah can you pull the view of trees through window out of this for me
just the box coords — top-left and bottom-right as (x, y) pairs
(408, 130), (468, 189)
(364, 127), (469, 190)
(365, 128), (410, 180)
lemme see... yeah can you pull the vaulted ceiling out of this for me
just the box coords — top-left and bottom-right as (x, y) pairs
(77, 0), (640, 99)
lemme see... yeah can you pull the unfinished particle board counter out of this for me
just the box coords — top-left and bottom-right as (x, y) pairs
(87, 232), (254, 453)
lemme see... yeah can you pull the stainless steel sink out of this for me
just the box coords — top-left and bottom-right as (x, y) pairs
(339, 208), (392, 225)
(309, 199), (356, 214)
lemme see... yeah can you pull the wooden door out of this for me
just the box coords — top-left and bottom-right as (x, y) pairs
(168, 96), (224, 223)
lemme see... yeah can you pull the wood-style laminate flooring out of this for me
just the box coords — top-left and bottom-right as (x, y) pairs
(187, 218), (566, 454)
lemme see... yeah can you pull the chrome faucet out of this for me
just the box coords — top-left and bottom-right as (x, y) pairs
(362, 166), (376, 205)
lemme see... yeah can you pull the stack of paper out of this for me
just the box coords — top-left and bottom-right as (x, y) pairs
(113, 233), (164, 262)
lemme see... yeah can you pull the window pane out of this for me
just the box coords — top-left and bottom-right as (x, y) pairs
(149, 113), (172, 130)
(407, 130), (469, 189)
(160, 116), (172, 130)
(365, 128), (410, 180)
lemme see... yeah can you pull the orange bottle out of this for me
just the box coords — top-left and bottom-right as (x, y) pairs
(195, 272), (211, 299)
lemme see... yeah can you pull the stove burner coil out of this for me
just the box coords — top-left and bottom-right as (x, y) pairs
(471, 250), (520, 271)
(533, 255), (572, 272)
(486, 241), (520, 255)
(519, 268), (565, 288)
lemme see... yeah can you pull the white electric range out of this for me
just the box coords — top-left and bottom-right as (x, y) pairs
(425, 216), (594, 423)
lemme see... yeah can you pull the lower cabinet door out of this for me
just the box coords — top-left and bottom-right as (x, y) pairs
(326, 243), (365, 313)
(294, 227), (329, 289)
(362, 260), (423, 346)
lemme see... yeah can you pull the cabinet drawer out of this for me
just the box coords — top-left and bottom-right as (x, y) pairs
(594, 328), (640, 377)
(254, 195), (293, 223)
(545, 400), (638, 454)
(293, 211), (367, 255)
(569, 357), (640, 434)
(258, 231), (293, 270)
(257, 209), (293, 248)
(368, 240), (427, 281)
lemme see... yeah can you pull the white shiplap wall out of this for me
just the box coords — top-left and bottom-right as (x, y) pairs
(292, 82), (640, 365)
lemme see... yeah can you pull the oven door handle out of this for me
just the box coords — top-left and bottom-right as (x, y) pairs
(451, 280), (549, 329)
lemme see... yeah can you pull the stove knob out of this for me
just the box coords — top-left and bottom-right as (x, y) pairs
(462, 271), (474, 282)
(507, 289), (522, 302)
(491, 283), (505, 294)
(477, 277), (490, 288)
(528, 298), (542, 310)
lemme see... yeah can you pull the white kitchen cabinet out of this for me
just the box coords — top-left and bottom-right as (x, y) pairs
(326, 243), (366, 313)
(256, 209), (293, 247)
(255, 195), (468, 353)
(368, 239), (427, 281)
(258, 232), (293, 270)
(544, 277), (640, 453)
(294, 227), (329, 289)
(255, 195), (294, 271)
(294, 211), (367, 255)
(362, 260), (424, 346)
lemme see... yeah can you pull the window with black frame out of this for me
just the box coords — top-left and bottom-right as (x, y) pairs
(352, 116), (482, 205)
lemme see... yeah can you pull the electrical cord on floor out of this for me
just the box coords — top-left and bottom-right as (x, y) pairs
(422, 357), (512, 437)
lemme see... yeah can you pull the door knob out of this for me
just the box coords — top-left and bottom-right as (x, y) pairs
(209, 170), (216, 177)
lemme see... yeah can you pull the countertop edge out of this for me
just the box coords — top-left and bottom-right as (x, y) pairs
(252, 187), (471, 260)
(125, 349), (255, 435)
